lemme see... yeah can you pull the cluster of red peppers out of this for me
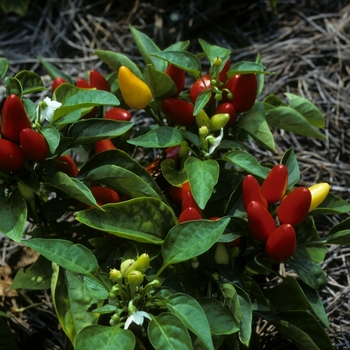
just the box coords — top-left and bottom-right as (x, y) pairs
(160, 58), (257, 129)
(0, 94), (50, 172)
(242, 164), (330, 262)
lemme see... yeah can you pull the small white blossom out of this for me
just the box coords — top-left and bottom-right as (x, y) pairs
(124, 311), (151, 330)
(38, 97), (62, 123)
(208, 128), (224, 155)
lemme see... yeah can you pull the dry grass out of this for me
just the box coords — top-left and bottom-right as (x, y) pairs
(1, 0), (350, 348)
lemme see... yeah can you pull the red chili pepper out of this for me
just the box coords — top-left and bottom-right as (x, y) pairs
(55, 155), (79, 177)
(247, 201), (276, 241)
(242, 174), (268, 211)
(178, 206), (202, 223)
(278, 187), (311, 226)
(76, 78), (91, 88)
(165, 146), (180, 164)
(224, 74), (257, 113)
(51, 77), (67, 94)
(0, 138), (26, 172)
(95, 139), (117, 153)
(165, 64), (185, 97)
(161, 98), (195, 126)
(19, 128), (49, 162)
(261, 164), (288, 204)
(1, 94), (32, 142)
(169, 181), (190, 205)
(215, 102), (237, 127)
(90, 186), (121, 206)
(89, 70), (110, 92)
(104, 108), (131, 121)
(182, 190), (202, 216)
(266, 224), (296, 261)
(189, 75), (213, 105)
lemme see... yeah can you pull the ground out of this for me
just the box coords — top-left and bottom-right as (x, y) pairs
(0, 0), (350, 349)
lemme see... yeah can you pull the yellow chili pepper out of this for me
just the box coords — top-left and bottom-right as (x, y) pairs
(308, 182), (330, 212)
(118, 66), (152, 109)
(209, 113), (230, 131)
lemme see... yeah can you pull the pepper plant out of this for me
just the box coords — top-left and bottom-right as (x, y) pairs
(1, 25), (350, 350)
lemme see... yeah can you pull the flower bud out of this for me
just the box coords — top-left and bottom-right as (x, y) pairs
(127, 270), (144, 287)
(120, 259), (137, 277)
(214, 243), (229, 265)
(136, 253), (150, 272)
(109, 268), (122, 282)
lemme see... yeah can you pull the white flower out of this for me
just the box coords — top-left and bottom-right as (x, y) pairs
(207, 128), (224, 155)
(124, 311), (151, 330)
(38, 97), (62, 123)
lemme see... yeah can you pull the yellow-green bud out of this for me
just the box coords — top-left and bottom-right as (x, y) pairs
(213, 57), (222, 67)
(127, 270), (144, 287)
(214, 243), (229, 265)
(136, 253), (150, 271)
(17, 182), (35, 201)
(109, 268), (121, 282)
(120, 259), (138, 277)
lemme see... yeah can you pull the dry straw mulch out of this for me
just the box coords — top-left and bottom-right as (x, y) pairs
(1, 0), (350, 348)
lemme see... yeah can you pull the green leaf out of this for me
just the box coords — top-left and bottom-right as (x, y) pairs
(59, 270), (101, 344)
(162, 218), (230, 265)
(148, 313), (193, 350)
(53, 90), (120, 120)
(37, 57), (73, 83)
(161, 159), (188, 187)
(0, 0), (30, 15)
(128, 126), (184, 148)
(235, 104), (275, 152)
(22, 238), (99, 275)
(255, 53), (264, 97)
(198, 39), (231, 65)
(0, 192), (27, 242)
(261, 311), (333, 350)
(46, 172), (99, 208)
(11, 255), (52, 290)
(264, 94), (288, 108)
(84, 275), (109, 300)
(130, 25), (166, 72)
(227, 61), (272, 76)
(266, 106), (326, 140)
(147, 64), (178, 100)
(167, 293), (214, 350)
(326, 216), (350, 246)
(76, 198), (177, 244)
(184, 157), (219, 210)
(84, 164), (162, 200)
(197, 297), (239, 335)
(0, 58), (9, 79)
(281, 147), (300, 187)
(263, 276), (329, 327)
(150, 51), (202, 76)
(327, 219), (350, 247)
(164, 40), (190, 52)
(220, 283), (252, 346)
(68, 119), (133, 145)
(14, 70), (45, 94)
(193, 90), (212, 115)
(285, 93), (325, 128)
(95, 50), (144, 80)
(75, 326), (136, 350)
(78, 149), (165, 200)
(4, 77), (22, 98)
(311, 192), (350, 215)
(288, 259), (327, 290)
(223, 150), (269, 179)
(42, 125), (61, 154)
